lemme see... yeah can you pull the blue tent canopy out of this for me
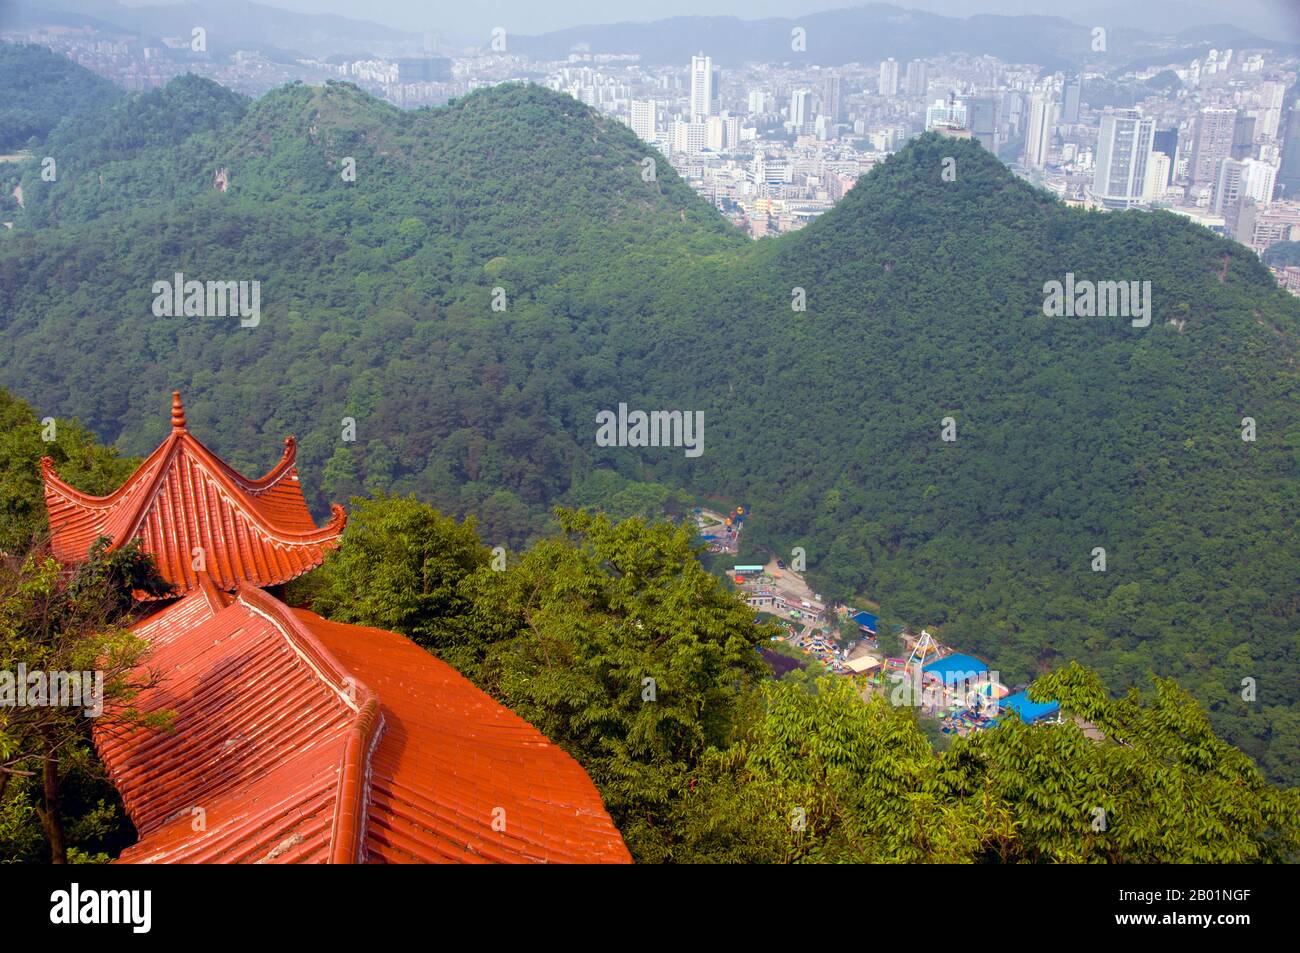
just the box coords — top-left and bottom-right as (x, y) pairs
(852, 611), (879, 632)
(921, 653), (988, 686)
(999, 691), (1061, 725)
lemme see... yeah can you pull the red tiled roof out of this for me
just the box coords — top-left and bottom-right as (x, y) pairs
(99, 579), (631, 864)
(41, 393), (344, 596)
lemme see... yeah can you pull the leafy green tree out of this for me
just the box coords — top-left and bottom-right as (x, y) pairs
(0, 389), (137, 554)
(0, 538), (170, 863)
(294, 494), (489, 669)
(460, 509), (771, 861)
(950, 662), (1300, 863)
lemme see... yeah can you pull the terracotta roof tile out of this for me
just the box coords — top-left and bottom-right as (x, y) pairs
(101, 581), (631, 864)
(42, 393), (344, 596)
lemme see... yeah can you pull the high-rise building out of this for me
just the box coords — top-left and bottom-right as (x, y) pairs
(879, 58), (899, 97)
(1232, 113), (1257, 159)
(690, 54), (718, 121)
(1152, 129), (1179, 184)
(630, 100), (657, 142)
(926, 98), (968, 131)
(1241, 157), (1278, 206)
(904, 60), (928, 97)
(790, 89), (813, 134)
(724, 115), (741, 149)
(1145, 152), (1172, 202)
(1024, 91), (1058, 170)
(823, 74), (843, 121)
(706, 115), (726, 151)
(673, 118), (708, 155)
(1212, 158), (1245, 216)
(1002, 90), (1026, 139)
(962, 96), (999, 152)
(1239, 201), (1300, 251)
(1278, 98), (1300, 199)
(1092, 109), (1156, 209)
(395, 56), (452, 83)
(1192, 108), (1238, 184)
(747, 89), (769, 114)
(1258, 81), (1286, 140)
(1062, 75), (1082, 124)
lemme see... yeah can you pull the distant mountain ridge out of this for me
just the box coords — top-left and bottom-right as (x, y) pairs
(7, 0), (416, 60)
(510, 3), (1295, 68)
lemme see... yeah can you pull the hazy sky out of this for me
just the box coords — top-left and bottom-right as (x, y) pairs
(108, 1), (1300, 42)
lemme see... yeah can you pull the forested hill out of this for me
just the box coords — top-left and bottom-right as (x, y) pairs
(0, 76), (1297, 783)
(0, 42), (122, 151)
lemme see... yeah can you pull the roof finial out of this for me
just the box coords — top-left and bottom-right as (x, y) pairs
(171, 391), (187, 430)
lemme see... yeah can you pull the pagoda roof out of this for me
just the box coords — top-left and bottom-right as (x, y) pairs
(42, 392), (344, 595)
(99, 579), (631, 864)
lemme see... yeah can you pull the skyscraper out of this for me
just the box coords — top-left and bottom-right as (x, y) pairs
(1144, 152), (1171, 202)
(1192, 108), (1238, 184)
(1279, 98), (1300, 199)
(690, 54), (717, 121)
(1062, 76), (1082, 124)
(1258, 81), (1286, 140)
(706, 116), (726, 151)
(879, 58), (899, 97)
(1212, 157), (1245, 216)
(961, 96), (999, 152)
(1232, 113), (1257, 160)
(1092, 109), (1156, 209)
(673, 118), (707, 155)
(790, 89), (813, 134)
(823, 74), (843, 121)
(904, 59), (928, 97)
(1241, 158), (1278, 206)
(1024, 91), (1058, 170)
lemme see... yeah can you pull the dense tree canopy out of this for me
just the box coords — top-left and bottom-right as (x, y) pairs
(0, 43), (122, 152)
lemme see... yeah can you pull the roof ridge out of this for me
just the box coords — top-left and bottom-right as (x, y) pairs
(123, 431), (346, 547)
(41, 432), (176, 511)
(44, 431), (346, 559)
(222, 435), (300, 493)
(233, 584), (383, 864)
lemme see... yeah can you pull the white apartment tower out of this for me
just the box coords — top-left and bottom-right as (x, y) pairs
(1093, 109), (1157, 209)
(1242, 158), (1278, 205)
(1024, 91), (1058, 170)
(1258, 82), (1286, 141)
(790, 89), (813, 134)
(1144, 152), (1172, 202)
(690, 54), (717, 121)
(879, 58), (899, 97)
(630, 100), (657, 142)
(904, 59), (928, 97)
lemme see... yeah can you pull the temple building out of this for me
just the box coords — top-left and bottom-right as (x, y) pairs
(42, 393), (346, 596)
(42, 393), (630, 864)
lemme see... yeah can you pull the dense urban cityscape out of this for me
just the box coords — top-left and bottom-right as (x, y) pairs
(7, 10), (1300, 285)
